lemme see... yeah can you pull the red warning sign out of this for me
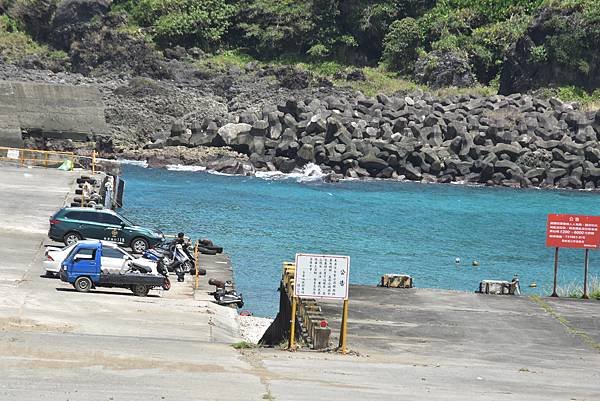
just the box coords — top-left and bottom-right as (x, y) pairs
(546, 214), (600, 249)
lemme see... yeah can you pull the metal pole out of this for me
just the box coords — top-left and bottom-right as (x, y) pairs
(551, 247), (559, 297)
(289, 296), (297, 350)
(194, 240), (200, 290)
(583, 249), (589, 299)
(339, 298), (349, 354)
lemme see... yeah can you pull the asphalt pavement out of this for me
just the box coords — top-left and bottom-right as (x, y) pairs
(1, 164), (599, 401)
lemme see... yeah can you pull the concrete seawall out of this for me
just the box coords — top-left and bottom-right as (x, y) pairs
(0, 81), (109, 147)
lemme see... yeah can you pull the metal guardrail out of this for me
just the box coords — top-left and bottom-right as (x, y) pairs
(281, 262), (331, 350)
(0, 147), (111, 174)
(0, 146), (75, 170)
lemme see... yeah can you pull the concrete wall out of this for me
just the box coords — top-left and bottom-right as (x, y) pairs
(0, 81), (109, 147)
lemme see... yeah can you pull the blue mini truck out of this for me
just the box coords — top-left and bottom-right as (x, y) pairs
(60, 241), (170, 297)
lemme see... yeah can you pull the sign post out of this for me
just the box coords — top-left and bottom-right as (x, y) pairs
(551, 247), (559, 297)
(289, 296), (297, 349)
(194, 240), (200, 289)
(546, 214), (600, 298)
(293, 253), (350, 353)
(583, 249), (590, 299)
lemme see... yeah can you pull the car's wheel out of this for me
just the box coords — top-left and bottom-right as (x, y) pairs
(64, 231), (82, 246)
(132, 284), (150, 297)
(74, 276), (92, 293)
(130, 237), (149, 253)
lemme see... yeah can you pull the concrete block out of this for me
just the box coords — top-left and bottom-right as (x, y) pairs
(312, 326), (331, 350)
(380, 274), (413, 288)
(478, 280), (519, 295)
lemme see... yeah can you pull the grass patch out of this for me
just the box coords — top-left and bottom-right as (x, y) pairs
(262, 390), (275, 400)
(555, 277), (600, 299)
(0, 30), (47, 61)
(231, 341), (255, 349)
(196, 49), (256, 72)
(198, 49), (499, 98)
(537, 86), (600, 111)
(0, 14), (67, 63)
(334, 66), (420, 97)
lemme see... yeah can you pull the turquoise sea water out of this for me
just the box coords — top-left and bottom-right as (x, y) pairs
(121, 165), (600, 317)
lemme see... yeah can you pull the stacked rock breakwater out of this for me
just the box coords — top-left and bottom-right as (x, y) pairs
(159, 91), (600, 189)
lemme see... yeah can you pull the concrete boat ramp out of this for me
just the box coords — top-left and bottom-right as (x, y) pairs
(1, 164), (600, 400)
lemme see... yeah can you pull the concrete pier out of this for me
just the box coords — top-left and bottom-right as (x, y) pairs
(0, 165), (267, 400)
(2, 164), (600, 400)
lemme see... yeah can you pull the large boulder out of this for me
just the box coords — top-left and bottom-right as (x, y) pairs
(358, 152), (389, 173)
(414, 50), (477, 89)
(499, 7), (600, 94)
(51, 0), (111, 49)
(216, 123), (252, 146)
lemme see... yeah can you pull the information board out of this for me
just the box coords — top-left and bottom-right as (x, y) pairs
(294, 253), (350, 300)
(6, 149), (19, 159)
(546, 214), (600, 249)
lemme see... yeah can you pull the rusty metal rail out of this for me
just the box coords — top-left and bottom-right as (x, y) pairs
(0, 146), (75, 170)
(281, 262), (331, 350)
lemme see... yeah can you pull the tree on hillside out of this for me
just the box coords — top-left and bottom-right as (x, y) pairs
(132, 0), (234, 49)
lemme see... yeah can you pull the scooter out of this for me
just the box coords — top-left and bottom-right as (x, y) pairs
(208, 279), (244, 308)
(157, 243), (191, 282)
(144, 241), (196, 275)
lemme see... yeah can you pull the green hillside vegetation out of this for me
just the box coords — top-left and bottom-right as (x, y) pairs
(0, 0), (599, 104)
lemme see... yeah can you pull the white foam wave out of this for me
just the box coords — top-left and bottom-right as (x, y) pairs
(116, 158), (148, 167)
(166, 164), (207, 172)
(206, 170), (236, 177)
(255, 163), (326, 183)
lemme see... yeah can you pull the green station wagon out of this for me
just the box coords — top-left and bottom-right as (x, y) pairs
(49, 207), (164, 253)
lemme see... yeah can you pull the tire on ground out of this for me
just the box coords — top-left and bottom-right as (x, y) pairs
(74, 276), (92, 292)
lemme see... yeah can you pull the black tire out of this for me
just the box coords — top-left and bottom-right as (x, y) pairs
(162, 278), (171, 290)
(130, 237), (149, 254)
(76, 178), (96, 185)
(63, 231), (82, 246)
(183, 260), (194, 274)
(199, 247), (217, 255)
(70, 202), (83, 207)
(202, 245), (223, 253)
(131, 284), (150, 297)
(75, 189), (83, 195)
(74, 276), (92, 293)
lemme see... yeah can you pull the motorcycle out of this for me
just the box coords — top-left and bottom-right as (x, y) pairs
(144, 240), (196, 275)
(208, 279), (244, 308)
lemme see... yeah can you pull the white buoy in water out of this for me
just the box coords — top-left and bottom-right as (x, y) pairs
(455, 257), (461, 264)
(472, 260), (480, 267)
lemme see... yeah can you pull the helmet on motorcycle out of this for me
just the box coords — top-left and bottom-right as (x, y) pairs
(177, 232), (184, 239)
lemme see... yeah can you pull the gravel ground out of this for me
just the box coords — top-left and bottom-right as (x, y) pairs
(237, 315), (273, 344)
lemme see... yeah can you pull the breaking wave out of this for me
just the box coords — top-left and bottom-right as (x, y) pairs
(116, 159), (148, 168)
(255, 163), (326, 183)
(166, 164), (207, 172)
